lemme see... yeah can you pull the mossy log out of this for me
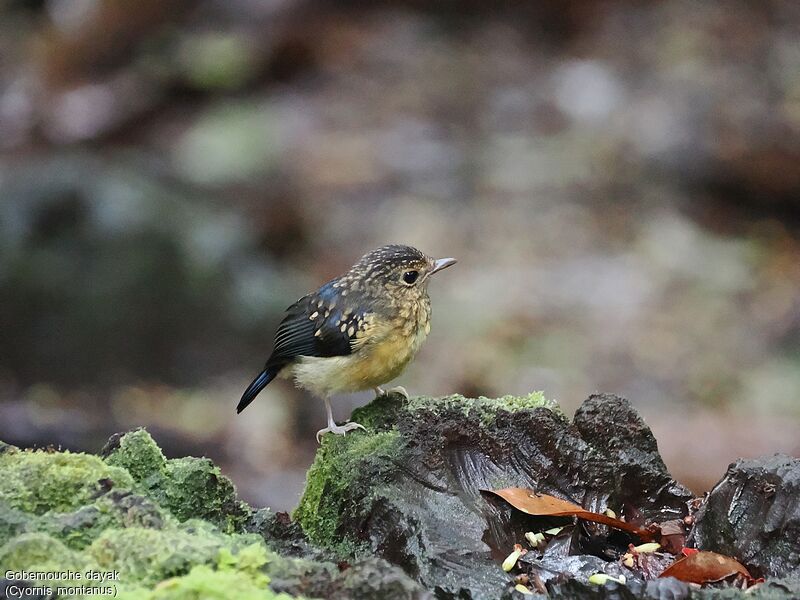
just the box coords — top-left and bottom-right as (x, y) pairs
(2, 393), (799, 599)
(0, 427), (425, 599)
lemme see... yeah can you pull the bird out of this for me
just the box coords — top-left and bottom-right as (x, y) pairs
(237, 244), (456, 441)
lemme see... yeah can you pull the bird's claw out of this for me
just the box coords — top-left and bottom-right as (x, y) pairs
(316, 421), (366, 443)
(374, 386), (409, 399)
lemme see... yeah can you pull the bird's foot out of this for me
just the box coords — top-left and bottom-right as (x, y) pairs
(316, 421), (366, 443)
(374, 386), (409, 399)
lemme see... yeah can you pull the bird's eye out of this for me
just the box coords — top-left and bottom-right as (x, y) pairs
(402, 270), (419, 285)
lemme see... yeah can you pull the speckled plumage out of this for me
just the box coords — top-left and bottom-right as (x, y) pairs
(238, 245), (456, 440)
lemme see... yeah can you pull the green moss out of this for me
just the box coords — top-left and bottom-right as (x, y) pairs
(117, 565), (297, 600)
(0, 449), (134, 515)
(104, 430), (250, 532)
(0, 521), (296, 597)
(35, 504), (108, 549)
(0, 439), (167, 549)
(156, 457), (249, 531)
(406, 391), (560, 421)
(34, 490), (167, 550)
(0, 432), (312, 599)
(215, 541), (270, 581)
(105, 428), (167, 483)
(294, 430), (403, 554)
(0, 528), (295, 599)
(89, 524), (264, 586)
(95, 490), (166, 530)
(0, 532), (88, 572)
(350, 391), (559, 433)
(0, 502), (29, 546)
(346, 393), (405, 429)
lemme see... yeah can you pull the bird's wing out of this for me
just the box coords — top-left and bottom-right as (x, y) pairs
(239, 282), (387, 413)
(266, 283), (379, 368)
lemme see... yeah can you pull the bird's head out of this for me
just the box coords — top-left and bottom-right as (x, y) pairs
(343, 244), (456, 304)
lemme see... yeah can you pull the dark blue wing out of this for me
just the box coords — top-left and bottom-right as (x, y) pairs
(238, 281), (375, 413)
(267, 286), (354, 367)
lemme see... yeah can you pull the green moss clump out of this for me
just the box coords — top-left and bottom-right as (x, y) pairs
(293, 430), (403, 554)
(157, 457), (249, 530)
(89, 525), (252, 585)
(0, 503), (29, 545)
(103, 429), (250, 532)
(0, 530), (300, 599)
(406, 391), (560, 422)
(33, 490), (167, 550)
(0, 438), (168, 550)
(215, 541), (271, 581)
(0, 432), (306, 598)
(117, 565), (295, 600)
(0, 513), (301, 597)
(0, 449), (134, 515)
(34, 504), (109, 550)
(350, 391), (559, 432)
(0, 533), (122, 595)
(0, 532), (88, 572)
(104, 428), (168, 483)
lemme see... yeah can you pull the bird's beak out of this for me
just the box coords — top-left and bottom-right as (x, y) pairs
(431, 257), (457, 274)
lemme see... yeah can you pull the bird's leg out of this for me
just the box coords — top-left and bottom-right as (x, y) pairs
(374, 386), (409, 399)
(316, 396), (366, 443)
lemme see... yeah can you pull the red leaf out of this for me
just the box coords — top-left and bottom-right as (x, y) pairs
(660, 551), (750, 584)
(482, 488), (657, 541)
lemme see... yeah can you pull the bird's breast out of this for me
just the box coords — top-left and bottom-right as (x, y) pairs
(349, 297), (431, 387)
(289, 297), (431, 396)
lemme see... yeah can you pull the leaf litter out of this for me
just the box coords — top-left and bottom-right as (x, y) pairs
(482, 487), (759, 594)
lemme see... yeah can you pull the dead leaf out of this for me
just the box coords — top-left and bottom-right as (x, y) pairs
(482, 488), (657, 541)
(659, 551), (751, 584)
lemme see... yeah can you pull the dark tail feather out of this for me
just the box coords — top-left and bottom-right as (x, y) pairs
(237, 367), (278, 413)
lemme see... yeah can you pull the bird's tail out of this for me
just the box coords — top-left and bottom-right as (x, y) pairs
(237, 366), (278, 413)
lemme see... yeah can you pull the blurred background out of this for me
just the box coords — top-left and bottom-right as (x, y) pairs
(2, 0), (800, 510)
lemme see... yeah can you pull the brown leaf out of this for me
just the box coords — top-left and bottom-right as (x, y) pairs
(659, 551), (751, 584)
(482, 488), (657, 541)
